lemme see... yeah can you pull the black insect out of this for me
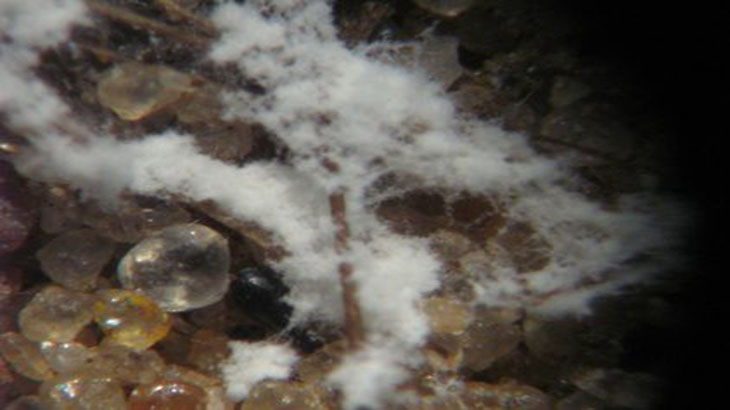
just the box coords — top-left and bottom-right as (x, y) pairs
(231, 266), (293, 330)
(230, 266), (326, 352)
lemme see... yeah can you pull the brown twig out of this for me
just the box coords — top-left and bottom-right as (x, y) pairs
(338, 261), (364, 349)
(84, 0), (213, 47)
(155, 0), (218, 37)
(330, 190), (350, 253)
(329, 189), (364, 349)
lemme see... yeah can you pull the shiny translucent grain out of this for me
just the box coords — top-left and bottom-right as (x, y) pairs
(40, 374), (127, 410)
(93, 289), (171, 350)
(39, 341), (92, 374)
(129, 380), (207, 410)
(118, 224), (230, 312)
(83, 345), (165, 385)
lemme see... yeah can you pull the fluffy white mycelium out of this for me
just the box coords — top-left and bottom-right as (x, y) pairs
(2, 0), (682, 408)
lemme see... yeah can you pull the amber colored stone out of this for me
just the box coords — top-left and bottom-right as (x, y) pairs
(118, 223), (230, 312)
(241, 380), (327, 410)
(39, 341), (92, 374)
(36, 229), (115, 291)
(97, 62), (195, 121)
(163, 365), (232, 410)
(0, 332), (55, 381)
(83, 345), (165, 385)
(129, 380), (207, 410)
(18, 286), (94, 343)
(421, 296), (472, 335)
(93, 289), (171, 350)
(40, 374), (127, 410)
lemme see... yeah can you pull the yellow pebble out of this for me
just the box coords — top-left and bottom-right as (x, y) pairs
(93, 289), (171, 350)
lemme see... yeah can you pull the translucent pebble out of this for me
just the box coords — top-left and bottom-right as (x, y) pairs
(97, 62), (195, 121)
(36, 229), (115, 291)
(163, 365), (232, 410)
(0, 332), (55, 381)
(129, 380), (207, 410)
(241, 380), (327, 410)
(81, 195), (192, 243)
(83, 344), (165, 385)
(118, 224), (230, 312)
(18, 286), (94, 342)
(39, 341), (92, 374)
(93, 289), (171, 350)
(40, 374), (127, 410)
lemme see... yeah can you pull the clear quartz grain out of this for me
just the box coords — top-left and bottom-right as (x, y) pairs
(118, 223), (230, 312)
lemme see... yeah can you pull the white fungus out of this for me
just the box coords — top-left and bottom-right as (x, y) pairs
(2, 0), (683, 408)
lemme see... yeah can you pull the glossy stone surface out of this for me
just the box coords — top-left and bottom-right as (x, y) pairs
(39, 341), (92, 374)
(162, 365), (230, 410)
(118, 223), (230, 312)
(40, 374), (127, 410)
(83, 345), (165, 385)
(36, 229), (115, 291)
(18, 286), (94, 342)
(93, 289), (171, 350)
(0, 332), (55, 381)
(129, 380), (207, 410)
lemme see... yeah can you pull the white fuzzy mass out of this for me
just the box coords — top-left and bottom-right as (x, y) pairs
(222, 341), (299, 401)
(2, 0), (684, 408)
